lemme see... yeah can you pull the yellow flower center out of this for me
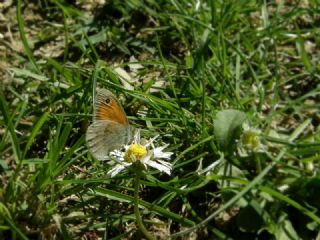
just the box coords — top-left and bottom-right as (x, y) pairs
(242, 130), (260, 150)
(124, 144), (147, 163)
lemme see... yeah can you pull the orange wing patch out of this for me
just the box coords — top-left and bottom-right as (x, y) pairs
(96, 98), (129, 125)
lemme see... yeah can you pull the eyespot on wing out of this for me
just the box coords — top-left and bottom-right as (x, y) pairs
(94, 89), (129, 124)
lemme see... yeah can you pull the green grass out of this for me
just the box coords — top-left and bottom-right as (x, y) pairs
(1, 0), (320, 239)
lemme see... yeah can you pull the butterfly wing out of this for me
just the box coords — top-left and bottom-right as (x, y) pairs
(86, 120), (132, 160)
(94, 89), (129, 124)
(86, 89), (133, 160)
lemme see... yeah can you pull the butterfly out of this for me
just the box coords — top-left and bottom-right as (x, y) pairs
(86, 89), (134, 160)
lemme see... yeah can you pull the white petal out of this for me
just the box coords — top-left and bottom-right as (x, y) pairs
(144, 135), (159, 147)
(146, 160), (172, 175)
(107, 163), (131, 177)
(133, 129), (141, 143)
(124, 145), (130, 151)
(141, 151), (152, 164)
(110, 149), (125, 160)
(109, 154), (125, 163)
(153, 145), (173, 159)
(157, 159), (172, 169)
(156, 151), (173, 159)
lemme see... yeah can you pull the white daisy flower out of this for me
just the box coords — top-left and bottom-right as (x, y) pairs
(106, 131), (173, 177)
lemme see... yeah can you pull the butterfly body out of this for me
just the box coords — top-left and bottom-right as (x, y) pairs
(86, 89), (133, 160)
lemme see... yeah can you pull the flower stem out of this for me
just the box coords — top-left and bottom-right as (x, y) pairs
(134, 172), (155, 240)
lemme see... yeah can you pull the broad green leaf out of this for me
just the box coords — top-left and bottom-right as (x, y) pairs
(214, 109), (247, 151)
